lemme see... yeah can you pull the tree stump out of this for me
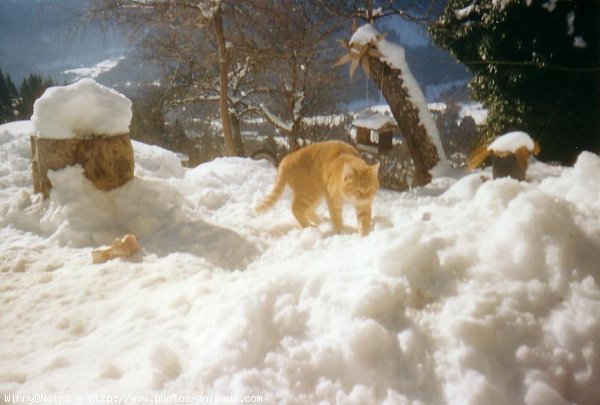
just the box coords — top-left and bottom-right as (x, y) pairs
(31, 134), (134, 198)
(492, 153), (527, 181)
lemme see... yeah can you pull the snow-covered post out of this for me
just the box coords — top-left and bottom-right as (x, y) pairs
(336, 24), (448, 186)
(468, 131), (540, 181)
(30, 79), (134, 198)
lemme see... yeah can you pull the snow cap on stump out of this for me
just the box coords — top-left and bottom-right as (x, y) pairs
(30, 79), (135, 198)
(32, 78), (132, 139)
(487, 131), (537, 154)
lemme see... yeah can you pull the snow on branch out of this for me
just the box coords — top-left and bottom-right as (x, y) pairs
(259, 104), (293, 133)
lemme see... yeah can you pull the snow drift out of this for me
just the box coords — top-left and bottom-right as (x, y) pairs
(1, 121), (600, 404)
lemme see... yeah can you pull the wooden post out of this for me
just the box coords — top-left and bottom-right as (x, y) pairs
(31, 134), (134, 198)
(492, 154), (526, 181)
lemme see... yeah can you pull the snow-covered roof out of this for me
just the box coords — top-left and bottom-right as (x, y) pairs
(352, 112), (397, 130)
(487, 131), (536, 153)
(31, 78), (132, 140)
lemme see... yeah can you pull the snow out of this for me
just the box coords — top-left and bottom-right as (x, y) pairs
(352, 111), (396, 130)
(2, 120), (600, 404)
(455, 4), (475, 20)
(492, 0), (512, 9)
(573, 36), (587, 49)
(31, 79), (132, 140)
(349, 23), (380, 45)
(542, 0), (558, 12)
(260, 104), (293, 133)
(459, 102), (488, 125)
(64, 57), (126, 80)
(350, 24), (449, 176)
(487, 131), (536, 153)
(567, 11), (575, 36)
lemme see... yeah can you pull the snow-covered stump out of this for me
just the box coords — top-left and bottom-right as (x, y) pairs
(469, 131), (540, 181)
(31, 134), (134, 197)
(30, 79), (134, 198)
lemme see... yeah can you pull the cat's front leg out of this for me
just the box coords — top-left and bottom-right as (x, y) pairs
(356, 203), (372, 236)
(326, 196), (344, 233)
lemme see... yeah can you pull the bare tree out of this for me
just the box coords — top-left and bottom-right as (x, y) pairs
(88, 0), (346, 156)
(229, 0), (345, 151)
(88, 0), (239, 156)
(318, 0), (444, 25)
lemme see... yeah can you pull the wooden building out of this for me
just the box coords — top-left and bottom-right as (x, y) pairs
(351, 111), (398, 154)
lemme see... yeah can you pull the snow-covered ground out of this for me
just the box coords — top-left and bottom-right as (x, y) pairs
(1, 120), (600, 404)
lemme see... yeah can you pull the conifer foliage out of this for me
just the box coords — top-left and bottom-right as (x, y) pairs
(0, 70), (54, 124)
(431, 0), (600, 163)
(0, 69), (19, 124)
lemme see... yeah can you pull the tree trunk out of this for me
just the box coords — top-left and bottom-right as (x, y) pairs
(288, 121), (301, 151)
(213, 8), (238, 157)
(230, 114), (246, 156)
(31, 134), (134, 198)
(367, 57), (440, 186)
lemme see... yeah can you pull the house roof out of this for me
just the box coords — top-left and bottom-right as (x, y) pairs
(352, 111), (397, 131)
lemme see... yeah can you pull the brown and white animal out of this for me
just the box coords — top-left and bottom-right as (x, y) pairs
(255, 141), (379, 236)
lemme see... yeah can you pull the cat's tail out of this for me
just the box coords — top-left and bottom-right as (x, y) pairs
(255, 172), (286, 213)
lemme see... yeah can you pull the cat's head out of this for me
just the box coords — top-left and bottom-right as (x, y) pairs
(341, 161), (380, 204)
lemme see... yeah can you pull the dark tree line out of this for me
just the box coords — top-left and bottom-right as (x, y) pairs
(0, 70), (54, 124)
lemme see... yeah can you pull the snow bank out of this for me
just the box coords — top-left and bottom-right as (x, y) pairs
(31, 78), (132, 139)
(1, 122), (600, 404)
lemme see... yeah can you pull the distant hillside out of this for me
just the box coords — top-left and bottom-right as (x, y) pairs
(0, 0), (127, 85)
(0, 0), (469, 103)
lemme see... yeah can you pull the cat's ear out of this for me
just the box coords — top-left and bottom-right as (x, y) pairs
(343, 163), (355, 180)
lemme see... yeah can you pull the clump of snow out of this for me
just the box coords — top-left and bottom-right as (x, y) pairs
(455, 4), (475, 20)
(349, 23), (380, 45)
(492, 0), (511, 9)
(31, 78), (132, 139)
(2, 121), (600, 404)
(542, 0), (558, 12)
(350, 24), (449, 175)
(567, 11), (576, 35)
(488, 131), (535, 153)
(573, 36), (587, 48)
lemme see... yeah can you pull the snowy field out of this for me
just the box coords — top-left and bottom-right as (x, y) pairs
(1, 120), (600, 404)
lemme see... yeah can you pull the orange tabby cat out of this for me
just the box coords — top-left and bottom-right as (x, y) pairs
(255, 140), (379, 236)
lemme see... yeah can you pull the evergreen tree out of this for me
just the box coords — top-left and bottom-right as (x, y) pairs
(0, 70), (19, 124)
(17, 74), (54, 120)
(431, 0), (600, 164)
